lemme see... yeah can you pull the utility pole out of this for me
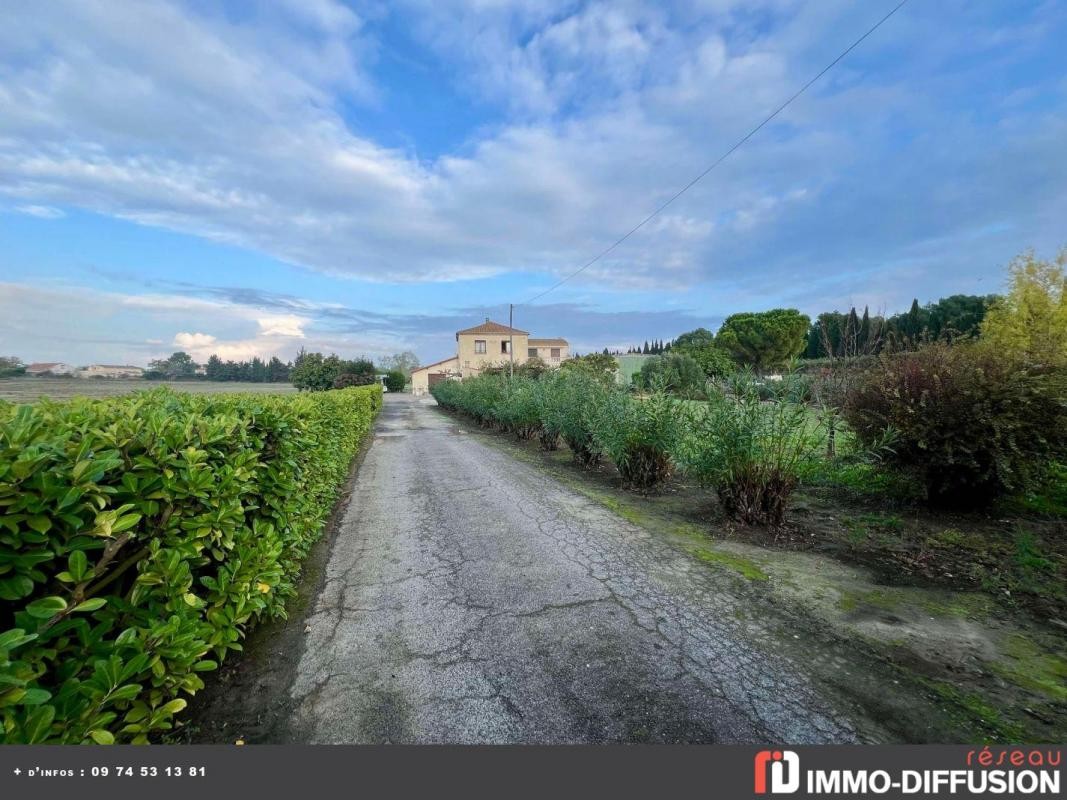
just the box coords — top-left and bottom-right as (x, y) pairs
(508, 303), (514, 379)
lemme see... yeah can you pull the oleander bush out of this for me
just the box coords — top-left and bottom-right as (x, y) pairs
(590, 386), (682, 490)
(677, 371), (818, 525)
(494, 378), (542, 440)
(537, 372), (609, 465)
(0, 384), (381, 743)
(844, 342), (1067, 506)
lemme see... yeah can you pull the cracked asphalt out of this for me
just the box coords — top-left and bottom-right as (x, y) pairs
(286, 394), (865, 744)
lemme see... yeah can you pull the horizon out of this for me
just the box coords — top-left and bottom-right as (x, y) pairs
(2, 1), (1065, 367)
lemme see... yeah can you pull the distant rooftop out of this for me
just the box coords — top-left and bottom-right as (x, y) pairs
(455, 318), (529, 338)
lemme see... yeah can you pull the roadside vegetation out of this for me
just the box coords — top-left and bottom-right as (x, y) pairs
(433, 249), (1067, 740)
(0, 384), (382, 743)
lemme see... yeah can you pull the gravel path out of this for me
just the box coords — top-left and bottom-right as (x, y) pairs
(284, 394), (865, 744)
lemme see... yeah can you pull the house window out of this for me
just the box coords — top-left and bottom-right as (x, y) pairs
(474, 340), (486, 354)
(528, 348), (538, 358)
(501, 340), (509, 354)
(551, 348), (561, 359)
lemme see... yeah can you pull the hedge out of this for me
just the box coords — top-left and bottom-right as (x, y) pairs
(0, 384), (381, 743)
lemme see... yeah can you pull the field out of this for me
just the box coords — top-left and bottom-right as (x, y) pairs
(0, 377), (297, 402)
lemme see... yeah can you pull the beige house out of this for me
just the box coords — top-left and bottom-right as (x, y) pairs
(411, 319), (570, 395)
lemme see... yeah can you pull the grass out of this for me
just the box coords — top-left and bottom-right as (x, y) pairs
(691, 547), (769, 581)
(0, 377), (297, 402)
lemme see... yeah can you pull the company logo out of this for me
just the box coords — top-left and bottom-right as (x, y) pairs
(755, 750), (801, 794)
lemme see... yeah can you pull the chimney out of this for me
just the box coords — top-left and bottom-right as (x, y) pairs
(485, 317), (490, 323)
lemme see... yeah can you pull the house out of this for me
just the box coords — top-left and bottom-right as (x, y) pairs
(79, 364), (145, 379)
(410, 319), (570, 396)
(25, 362), (76, 376)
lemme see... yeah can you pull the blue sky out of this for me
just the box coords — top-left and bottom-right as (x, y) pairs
(1, 0), (1065, 367)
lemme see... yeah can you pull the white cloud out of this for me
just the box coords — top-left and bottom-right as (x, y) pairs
(256, 315), (306, 338)
(0, 0), (1063, 300)
(15, 204), (65, 219)
(172, 331), (217, 349)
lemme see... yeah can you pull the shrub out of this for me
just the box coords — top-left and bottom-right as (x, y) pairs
(676, 372), (816, 525)
(633, 352), (706, 397)
(844, 342), (1067, 506)
(333, 372), (377, 388)
(591, 386), (682, 490)
(0, 384), (381, 743)
(494, 377), (542, 439)
(673, 343), (735, 380)
(383, 370), (406, 392)
(538, 371), (610, 466)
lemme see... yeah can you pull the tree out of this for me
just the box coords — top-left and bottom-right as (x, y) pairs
(926, 294), (996, 341)
(379, 351), (420, 376)
(716, 309), (810, 371)
(673, 328), (715, 350)
(384, 370), (407, 392)
(981, 248), (1067, 366)
(634, 352), (705, 397)
(0, 356), (25, 378)
(560, 352), (618, 385)
(145, 351), (198, 379)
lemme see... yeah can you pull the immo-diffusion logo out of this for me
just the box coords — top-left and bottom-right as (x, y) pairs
(752, 748), (1062, 796)
(754, 750), (800, 794)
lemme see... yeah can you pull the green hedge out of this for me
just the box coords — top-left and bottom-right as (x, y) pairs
(0, 384), (381, 743)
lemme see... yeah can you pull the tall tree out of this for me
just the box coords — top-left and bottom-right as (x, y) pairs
(981, 248), (1067, 366)
(716, 309), (810, 371)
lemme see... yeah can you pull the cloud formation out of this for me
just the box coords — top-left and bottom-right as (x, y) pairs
(1, 0), (1063, 294)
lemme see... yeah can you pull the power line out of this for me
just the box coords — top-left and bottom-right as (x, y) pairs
(519, 0), (911, 306)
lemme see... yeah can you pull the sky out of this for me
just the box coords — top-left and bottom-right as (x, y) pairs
(1, 0), (1065, 367)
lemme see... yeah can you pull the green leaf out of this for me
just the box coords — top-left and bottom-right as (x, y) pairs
(21, 688), (51, 706)
(0, 575), (34, 601)
(26, 515), (51, 534)
(0, 628), (36, 651)
(25, 596), (67, 618)
(24, 704), (56, 743)
(88, 729), (115, 745)
(111, 513), (142, 533)
(68, 550), (88, 582)
(158, 698), (187, 716)
(72, 598), (107, 613)
(109, 684), (142, 702)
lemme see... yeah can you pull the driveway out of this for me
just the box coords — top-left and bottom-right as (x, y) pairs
(275, 394), (868, 744)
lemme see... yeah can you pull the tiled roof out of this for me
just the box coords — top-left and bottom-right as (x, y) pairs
(456, 319), (529, 337)
(411, 355), (459, 374)
(528, 338), (568, 347)
(26, 362), (61, 370)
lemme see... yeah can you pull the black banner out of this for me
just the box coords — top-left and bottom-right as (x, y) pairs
(0, 745), (1062, 800)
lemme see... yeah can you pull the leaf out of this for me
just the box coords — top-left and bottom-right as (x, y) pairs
(24, 704), (56, 743)
(68, 550), (88, 582)
(21, 688), (51, 706)
(158, 699), (187, 716)
(72, 598), (107, 613)
(88, 729), (115, 745)
(109, 684), (142, 702)
(0, 575), (34, 601)
(111, 513), (142, 533)
(0, 628), (36, 651)
(26, 515), (51, 534)
(25, 596), (67, 619)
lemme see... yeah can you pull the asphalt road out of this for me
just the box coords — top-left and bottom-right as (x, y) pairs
(283, 394), (866, 744)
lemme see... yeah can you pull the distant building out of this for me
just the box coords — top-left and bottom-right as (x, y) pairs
(79, 364), (144, 379)
(410, 319), (571, 396)
(25, 362), (76, 376)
